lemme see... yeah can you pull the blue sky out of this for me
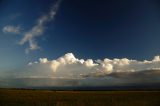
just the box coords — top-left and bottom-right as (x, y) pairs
(1, 0), (160, 70)
(1, 0), (160, 87)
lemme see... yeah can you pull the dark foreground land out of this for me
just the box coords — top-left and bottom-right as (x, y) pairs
(0, 89), (160, 106)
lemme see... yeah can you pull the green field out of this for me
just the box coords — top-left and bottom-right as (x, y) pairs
(0, 89), (160, 106)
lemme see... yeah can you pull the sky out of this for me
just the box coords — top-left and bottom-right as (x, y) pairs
(1, 0), (160, 88)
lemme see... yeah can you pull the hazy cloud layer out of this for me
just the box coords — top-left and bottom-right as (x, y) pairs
(2, 25), (21, 34)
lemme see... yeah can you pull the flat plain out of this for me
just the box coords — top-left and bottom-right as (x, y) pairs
(0, 89), (160, 106)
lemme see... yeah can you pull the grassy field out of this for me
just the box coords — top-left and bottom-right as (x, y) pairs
(0, 89), (160, 106)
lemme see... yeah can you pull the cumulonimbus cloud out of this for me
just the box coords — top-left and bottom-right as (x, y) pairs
(28, 53), (160, 78)
(18, 0), (62, 53)
(1, 53), (160, 87)
(2, 25), (21, 34)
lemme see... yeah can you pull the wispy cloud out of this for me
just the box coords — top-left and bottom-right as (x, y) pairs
(19, 0), (62, 53)
(2, 25), (21, 34)
(1, 0), (62, 53)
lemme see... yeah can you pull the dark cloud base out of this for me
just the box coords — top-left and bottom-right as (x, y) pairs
(1, 76), (160, 90)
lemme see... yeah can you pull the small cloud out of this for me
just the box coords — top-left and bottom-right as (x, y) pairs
(2, 25), (21, 34)
(24, 39), (40, 54)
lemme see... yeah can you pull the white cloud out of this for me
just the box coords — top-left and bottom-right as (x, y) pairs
(19, 0), (62, 53)
(2, 25), (20, 34)
(153, 56), (160, 61)
(27, 53), (160, 78)
(1, 53), (160, 87)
